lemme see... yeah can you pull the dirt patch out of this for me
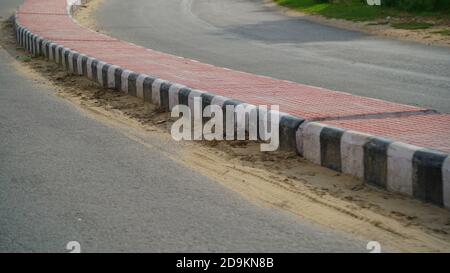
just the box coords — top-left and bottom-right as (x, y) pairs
(73, 0), (104, 32)
(2, 17), (450, 252)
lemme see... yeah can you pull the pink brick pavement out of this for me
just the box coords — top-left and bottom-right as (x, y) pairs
(16, 0), (450, 153)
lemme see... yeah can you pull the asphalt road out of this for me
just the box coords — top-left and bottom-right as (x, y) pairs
(0, 1), (366, 252)
(94, 0), (450, 113)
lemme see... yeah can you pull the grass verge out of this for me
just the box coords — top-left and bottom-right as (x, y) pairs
(274, 0), (450, 23)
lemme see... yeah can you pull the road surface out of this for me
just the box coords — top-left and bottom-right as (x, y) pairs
(94, 0), (450, 113)
(0, 0), (366, 252)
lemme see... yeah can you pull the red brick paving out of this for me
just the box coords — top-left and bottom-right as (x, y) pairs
(323, 114), (450, 153)
(16, 0), (450, 153)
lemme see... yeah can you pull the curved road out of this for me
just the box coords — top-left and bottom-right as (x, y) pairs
(0, 0), (367, 252)
(94, 0), (450, 113)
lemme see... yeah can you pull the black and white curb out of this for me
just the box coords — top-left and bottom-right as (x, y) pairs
(14, 2), (450, 209)
(299, 122), (450, 208)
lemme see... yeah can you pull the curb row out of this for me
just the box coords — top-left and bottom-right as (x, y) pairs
(14, 1), (450, 209)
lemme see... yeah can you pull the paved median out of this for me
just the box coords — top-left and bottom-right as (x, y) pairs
(14, 0), (450, 208)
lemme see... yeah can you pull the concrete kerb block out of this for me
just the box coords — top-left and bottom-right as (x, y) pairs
(55, 45), (63, 64)
(101, 63), (111, 88)
(443, 156), (450, 209)
(221, 99), (243, 137)
(77, 54), (86, 76)
(27, 30), (33, 53)
(72, 52), (81, 75)
(15, 25), (21, 45)
(20, 27), (25, 48)
(24, 29), (29, 50)
(22, 28), (26, 49)
(49, 43), (57, 62)
(363, 137), (391, 189)
(127, 72), (140, 97)
(279, 114), (304, 152)
(120, 69), (132, 94)
(386, 142), (421, 196)
(211, 95), (229, 109)
(143, 76), (156, 102)
(168, 83), (186, 110)
(33, 35), (39, 55)
(24, 29), (28, 51)
(63, 48), (71, 71)
(136, 74), (150, 99)
(29, 32), (33, 53)
(30, 33), (36, 56)
(298, 122), (325, 165)
(36, 36), (42, 56)
(340, 130), (372, 179)
(28, 32), (33, 53)
(412, 149), (448, 206)
(18, 26), (22, 47)
(19, 27), (24, 48)
(29, 33), (34, 54)
(25, 30), (30, 51)
(113, 67), (123, 92)
(320, 126), (346, 172)
(19, 27), (24, 47)
(178, 87), (192, 106)
(35, 35), (41, 56)
(86, 57), (95, 79)
(151, 78), (169, 107)
(235, 103), (257, 136)
(28, 33), (33, 54)
(96, 61), (106, 86)
(159, 81), (172, 111)
(107, 65), (120, 89)
(36, 36), (43, 56)
(68, 50), (78, 74)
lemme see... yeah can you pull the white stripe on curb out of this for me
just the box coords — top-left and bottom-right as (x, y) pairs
(387, 142), (421, 196)
(68, 51), (75, 73)
(62, 48), (69, 67)
(48, 43), (56, 61)
(151, 79), (166, 106)
(301, 122), (325, 165)
(121, 69), (132, 93)
(77, 54), (85, 75)
(107, 65), (119, 89)
(55, 45), (63, 64)
(187, 89), (205, 111)
(86, 57), (94, 79)
(211, 95), (228, 108)
(96, 61), (106, 86)
(136, 74), (149, 99)
(168, 83), (185, 110)
(341, 130), (371, 179)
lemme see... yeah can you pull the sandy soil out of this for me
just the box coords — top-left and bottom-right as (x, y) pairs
(2, 18), (450, 252)
(263, 0), (450, 47)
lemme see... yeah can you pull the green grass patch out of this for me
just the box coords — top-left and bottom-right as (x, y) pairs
(391, 22), (433, 29)
(18, 55), (32, 62)
(274, 0), (449, 22)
